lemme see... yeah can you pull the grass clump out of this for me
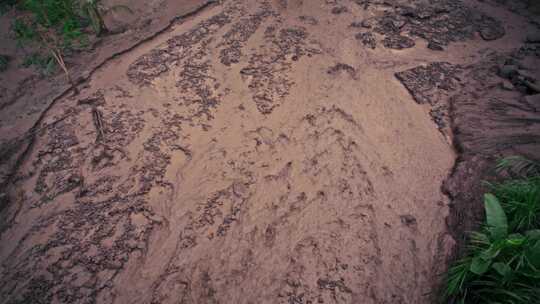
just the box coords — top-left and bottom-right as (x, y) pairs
(443, 157), (540, 303)
(8, 0), (111, 87)
(9, 0), (85, 82)
(9, 0), (131, 81)
(22, 52), (56, 74)
(12, 0), (85, 48)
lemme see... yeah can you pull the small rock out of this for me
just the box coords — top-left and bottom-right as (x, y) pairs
(355, 32), (377, 49)
(525, 81), (540, 93)
(126, 239), (144, 250)
(498, 65), (518, 79)
(526, 32), (540, 43)
(515, 83), (529, 94)
(82, 277), (98, 289)
(400, 214), (417, 226)
(0, 192), (7, 206)
(477, 16), (506, 41)
(391, 19), (407, 29)
(500, 80), (515, 91)
(78, 92), (106, 106)
(107, 260), (123, 269)
(479, 26), (505, 41)
(383, 35), (415, 50)
(361, 18), (376, 29)
(411, 8), (433, 20)
(427, 41), (444, 51)
(524, 94), (540, 111)
(517, 69), (537, 82)
(232, 181), (249, 198)
(331, 6), (348, 14)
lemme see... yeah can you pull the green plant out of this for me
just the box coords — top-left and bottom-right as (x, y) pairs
(489, 177), (540, 232)
(444, 195), (540, 303)
(80, 0), (106, 36)
(22, 53), (56, 74)
(10, 0), (88, 89)
(13, 17), (36, 42)
(443, 158), (540, 304)
(10, 0), (131, 81)
(16, 0), (84, 48)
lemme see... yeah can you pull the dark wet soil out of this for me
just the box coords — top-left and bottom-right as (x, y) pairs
(395, 36), (540, 248)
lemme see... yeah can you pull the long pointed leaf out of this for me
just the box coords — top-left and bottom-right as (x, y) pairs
(485, 193), (508, 240)
(471, 256), (491, 275)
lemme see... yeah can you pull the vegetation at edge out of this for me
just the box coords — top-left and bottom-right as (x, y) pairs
(443, 156), (540, 304)
(1, 0), (129, 78)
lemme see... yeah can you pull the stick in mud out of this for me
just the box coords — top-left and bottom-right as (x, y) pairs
(92, 108), (105, 142)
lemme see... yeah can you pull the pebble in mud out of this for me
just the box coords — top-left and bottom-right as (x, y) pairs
(525, 81), (540, 94)
(427, 41), (444, 51)
(499, 64), (518, 79)
(327, 63), (357, 79)
(0, 192), (7, 208)
(524, 94), (540, 108)
(299, 15), (318, 25)
(477, 15), (506, 41)
(479, 27), (504, 41)
(400, 214), (417, 226)
(331, 6), (348, 14)
(501, 80), (515, 91)
(361, 18), (376, 29)
(382, 35), (415, 49)
(355, 32), (377, 49)
(526, 32), (540, 43)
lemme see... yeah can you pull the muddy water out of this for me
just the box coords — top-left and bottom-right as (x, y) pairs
(1, 0), (532, 303)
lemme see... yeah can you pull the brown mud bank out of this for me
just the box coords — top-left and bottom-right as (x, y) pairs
(399, 45), (540, 248)
(0, 0), (539, 303)
(391, 0), (540, 245)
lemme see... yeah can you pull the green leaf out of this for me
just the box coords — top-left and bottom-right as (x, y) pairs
(471, 256), (491, 275)
(525, 229), (540, 240)
(480, 243), (502, 261)
(525, 239), (540, 269)
(484, 193), (508, 240)
(520, 267), (540, 279)
(506, 233), (525, 246)
(492, 262), (512, 278)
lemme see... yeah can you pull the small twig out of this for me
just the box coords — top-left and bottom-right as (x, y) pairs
(92, 108), (105, 142)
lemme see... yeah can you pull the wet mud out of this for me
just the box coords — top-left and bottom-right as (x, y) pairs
(0, 0), (539, 303)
